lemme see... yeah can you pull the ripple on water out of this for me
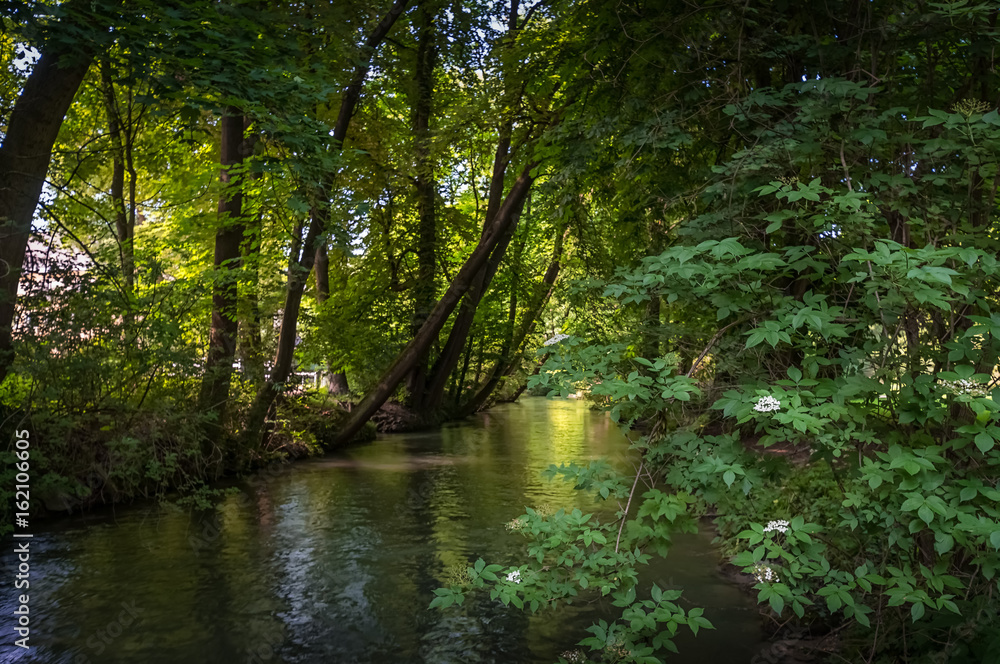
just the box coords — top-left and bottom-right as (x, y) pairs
(0, 398), (761, 663)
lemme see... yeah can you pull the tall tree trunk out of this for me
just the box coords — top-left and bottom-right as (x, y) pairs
(333, 163), (537, 446)
(242, 0), (410, 447)
(406, 3), (439, 402)
(0, 47), (95, 383)
(239, 124), (266, 389)
(198, 107), (246, 427)
(99, 59), (134, 295)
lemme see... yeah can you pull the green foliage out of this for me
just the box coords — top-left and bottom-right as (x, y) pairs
(433, 1), (1000, 661)
(7, 0), (1000, 659)
(430, 473), (711, 664)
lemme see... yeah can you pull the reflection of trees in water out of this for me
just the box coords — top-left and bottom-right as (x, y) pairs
(0, 399), (758, 662)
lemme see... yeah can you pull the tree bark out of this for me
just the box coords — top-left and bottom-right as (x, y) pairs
(198, 106), (246, 426)
(242, 0), (410, 446)
(0, 47), (95, 382)
(417, 121), (516, 412)
(239, 124), (266, 388)
(99, 59), (134, 295)
(406, 3), (439, 402)
(333, 162), (537, 445)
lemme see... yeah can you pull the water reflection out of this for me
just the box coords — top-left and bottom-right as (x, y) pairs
(0, 398), (760, 663)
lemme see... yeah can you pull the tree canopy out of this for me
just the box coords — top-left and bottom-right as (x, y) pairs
(2, 0), (1000, 661)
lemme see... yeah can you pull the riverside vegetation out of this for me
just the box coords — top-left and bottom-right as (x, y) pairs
(2, 0), (999, 662)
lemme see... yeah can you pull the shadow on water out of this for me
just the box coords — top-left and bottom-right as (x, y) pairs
(0, 397), (762, 663)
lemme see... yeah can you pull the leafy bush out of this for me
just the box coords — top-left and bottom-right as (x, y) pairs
(433, 76), (1000, 663)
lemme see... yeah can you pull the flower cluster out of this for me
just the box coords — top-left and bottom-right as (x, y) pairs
(543, 333), (570, 346)
(753, 395), (781, 413)
(763, 519), (790, 534)
(603, 642), (630, 660)
(506, 505), (554, 532)
(441, 562), (473, 587)
(954, 98), (992, 118)
(939, 378), (989, 398)
(561, 650), (586, 663)
(505, 516), (526, 532)
(506, 570), (521, 584)
(751, 563), (780, 584)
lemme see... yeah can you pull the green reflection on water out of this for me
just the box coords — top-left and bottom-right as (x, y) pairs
(1, 397), (760, 664)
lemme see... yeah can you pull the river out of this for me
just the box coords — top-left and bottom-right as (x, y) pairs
(1, 397), (761, 663)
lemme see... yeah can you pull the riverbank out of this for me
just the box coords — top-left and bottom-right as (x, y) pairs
(1, 397), (764, 663)
(4, 392), (834, 662)
(0, 390), (382, 530)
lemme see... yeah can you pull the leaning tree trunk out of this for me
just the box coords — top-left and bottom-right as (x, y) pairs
(419, 188), (525, 413)
(241, 0), (410, 447)
(0, 0), (123, 383)
(0, 47), (96, 383)
(461, 220), (569, 415)
(415, 0), (528, 413)
(332, 163), (537, 446)
(416, 120), (516, 413)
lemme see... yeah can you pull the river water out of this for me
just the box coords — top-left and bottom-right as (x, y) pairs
(1, 397), (761, 663)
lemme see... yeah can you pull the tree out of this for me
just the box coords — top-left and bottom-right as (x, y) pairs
(333, 161), (537, 445)
(242, 0), (411, 447)
(403, 2), (440, 402)
(197, 106), (247, 427)
(0, 0), (120, 382)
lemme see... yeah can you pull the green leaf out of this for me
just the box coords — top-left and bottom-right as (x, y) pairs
(918, 505), (933, 525)
(768, 593), (785, 615)
(746, 330), (766, 348)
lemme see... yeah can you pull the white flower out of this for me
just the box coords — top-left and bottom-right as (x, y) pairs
(505, 516), (526, 532)
(506, 570), (521, 583)
(751, 563), (780, 584)
(939, 377), (988, 397)
(543, 333), (570, 346)
(763, 519), (790, 534)
(754, 395), (781, 413)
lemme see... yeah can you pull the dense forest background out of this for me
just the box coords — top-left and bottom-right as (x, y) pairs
(2, 0), (1000, 661)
